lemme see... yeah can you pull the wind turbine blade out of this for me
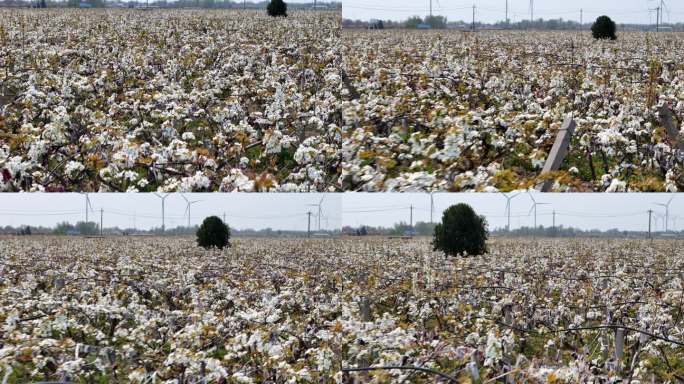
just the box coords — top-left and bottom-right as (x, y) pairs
(528, 192), (536, 204)
(668, 195), (675, 205)
(319, 196), (325, 205)
(528, 204), (535, 215)
(181, 193), (189, 203)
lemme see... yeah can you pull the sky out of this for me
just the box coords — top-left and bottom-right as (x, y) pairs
(342, 193), (680, 232)
(0, 193), (680, 232)
(0, 193), (342, 232)
(342, 0), (682, 24)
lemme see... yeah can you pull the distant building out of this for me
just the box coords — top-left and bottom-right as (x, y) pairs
(417, 23), (431, 29)
(79, 2), (92, 7)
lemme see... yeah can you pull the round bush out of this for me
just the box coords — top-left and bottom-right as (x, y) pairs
(196, 216), (231, 250)
(267, 0), (287, 17)
(591, 16), (617, 40)
(433, 203), (488, 257)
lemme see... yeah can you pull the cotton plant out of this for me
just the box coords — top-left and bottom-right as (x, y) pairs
(340, 30), (684, 191)
(0, 9), (340, 192)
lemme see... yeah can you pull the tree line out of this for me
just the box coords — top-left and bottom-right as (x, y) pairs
(343, 16), (683, 32)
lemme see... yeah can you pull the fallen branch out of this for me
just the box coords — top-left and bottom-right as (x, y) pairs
(342, 365), (457, 382)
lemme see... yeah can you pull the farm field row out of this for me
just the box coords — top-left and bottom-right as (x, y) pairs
(2, 9), (684, 192)
(0, 9), (342, 192)
(1, 236), (683, 382)
(341, 30), (684, 192)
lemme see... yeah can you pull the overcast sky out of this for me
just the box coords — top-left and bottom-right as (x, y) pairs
(0, 193), (680, 232)
(343, 0), (682, 24)
(0, 194), (342, 232)
(343, 193), (680, 232)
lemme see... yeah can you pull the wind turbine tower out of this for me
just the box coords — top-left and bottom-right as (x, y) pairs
(181, 194), (202, 228)
(153, 193), (170, 233)
(653, 195), (675, 232)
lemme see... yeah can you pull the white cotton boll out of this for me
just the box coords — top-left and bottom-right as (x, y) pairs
(181, 132), (195, 141)
(219, 169), (255, 192)
(179, 171), (211, 192)
(606, 178), (627, 192)
(65, 161), (85, 177)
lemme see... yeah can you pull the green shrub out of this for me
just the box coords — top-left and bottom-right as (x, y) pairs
(196, 216), (231, 250)
(433, 203), (488, 257)
(591, 16), (617, 40)
(267, 0), (287, 17)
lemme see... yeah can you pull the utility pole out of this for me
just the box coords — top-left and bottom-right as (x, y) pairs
(100, 209), (103, 237)
(430, 194), (434, 224)
(530, 0), (534, 25)
(409, 205), (414, 235)
(307, 211), (312, 238)
(472, 5), (476, 32)
(580, 9), (583, 28)
(223, 212), (226, 223)
(506, 0), (509, 26)
(648, 209), (653, 240)
(552, 210), (556, 235)
(429, 0), (432, 18)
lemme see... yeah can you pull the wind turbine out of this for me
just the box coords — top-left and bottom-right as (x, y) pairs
(181, 194), (202, 228)
(653, 195), (675, 232)
(80, 193), (94, 223)
(307, 196), (324, 231)
(153, 193), (170, 233)
(500, 192), (520, 232)
(528, 192), (550, 230)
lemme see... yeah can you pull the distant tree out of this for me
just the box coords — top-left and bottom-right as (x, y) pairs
(433, 203), (488, 257)
(75, 221), (99, 236)
(53, 222), (75, 235)
(591, 15), (617, 40)
(267, 0), (287, 17)
(424, 15), (447, 29)
(196, 216), (231, 250)
(405, 16), (423, 29)
(413, 221), (436, 236)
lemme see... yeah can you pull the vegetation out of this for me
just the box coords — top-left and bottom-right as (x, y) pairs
(267, 0), (287, 17)
(196, 216), (231, 249)
(53, 221), (99, 236)
(0, 10), (338, 192)
(341, 29), (682, 191)
(404, 15), (447, 29)
(433, 203), (488, 257)
(2, 237), (683, 382)
(591, 15), (617, 40)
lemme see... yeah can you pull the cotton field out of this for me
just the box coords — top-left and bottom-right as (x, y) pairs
(1, 236), (683, 383)
(0, 9), (342, 192)
(340, 30), (684, 192)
